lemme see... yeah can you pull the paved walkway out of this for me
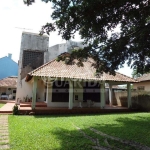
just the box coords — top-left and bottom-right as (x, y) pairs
(0, 115), (9, 149)
(0, 101), (15, 114)
(0, 103), (14, 111)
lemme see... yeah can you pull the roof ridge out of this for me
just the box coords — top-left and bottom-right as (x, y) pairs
(116, 71), (136, 80)
(0, 56), (7, 59)
(0, 76), (18, 81)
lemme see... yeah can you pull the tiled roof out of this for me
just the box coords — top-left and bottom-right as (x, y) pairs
(28, 58), (136, 83)
(136, 73), (150, 82)
(0, 76), (17, 88)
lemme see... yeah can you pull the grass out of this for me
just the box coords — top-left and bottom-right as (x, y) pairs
(9, 113), (150, 150)
(0, 103), (5, 108)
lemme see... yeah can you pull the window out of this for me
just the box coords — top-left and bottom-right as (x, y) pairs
(13, 90), (16, 93)
(137, 86), (145, 90)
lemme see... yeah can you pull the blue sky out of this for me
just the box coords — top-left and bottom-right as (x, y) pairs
(0, 0), (133, 77)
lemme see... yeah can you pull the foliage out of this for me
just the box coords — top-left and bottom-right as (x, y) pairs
(24, 0), (150, 75)
(132, 68), (142, 78)
(12, 104), (19, 115)
(9, 113), (150, 149)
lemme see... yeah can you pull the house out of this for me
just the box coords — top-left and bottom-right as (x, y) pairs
(0, 54), (18, 80)
(133, 73), (150, 91)
(0, 76), (17, 100)
(16, 32), (86, 101)
(16, 32), (137, 109)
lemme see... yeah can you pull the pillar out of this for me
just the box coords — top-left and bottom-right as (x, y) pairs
(46, 83), (49, 103)
(32, 76), (38, 109)
(109, 83), (113, 106)
(69, 80), (73, 109)
(100, 81), (105, 109)
(127, 83), (131, 108)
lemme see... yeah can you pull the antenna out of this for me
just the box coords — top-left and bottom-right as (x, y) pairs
(15, 27), (33, 31)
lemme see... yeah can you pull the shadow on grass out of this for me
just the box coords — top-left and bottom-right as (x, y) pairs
(32, 112), (140, 118)
(10, 113), (150, 150)
(39, 113), (150, 149)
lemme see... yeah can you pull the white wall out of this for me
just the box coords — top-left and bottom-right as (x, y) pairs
(16, 78), (33, 101)
(37, 78), (45, 102)
(133, 82), (150, 91)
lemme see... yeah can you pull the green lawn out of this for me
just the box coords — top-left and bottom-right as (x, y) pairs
(9, 113), (150, 150)
(0, 103), (5, 108)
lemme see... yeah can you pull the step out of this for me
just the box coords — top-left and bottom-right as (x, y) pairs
(20, 103), (47, 107)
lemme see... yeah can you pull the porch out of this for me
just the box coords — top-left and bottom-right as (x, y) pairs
(0, 101), (138, 114)
(19, 102), (137, 115)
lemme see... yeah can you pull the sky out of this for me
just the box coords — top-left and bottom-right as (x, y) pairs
(0, 0), (133, 77)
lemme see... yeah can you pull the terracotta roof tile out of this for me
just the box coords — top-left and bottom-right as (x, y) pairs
(28, 58), (136, 83)
(0, 76), (17, 88)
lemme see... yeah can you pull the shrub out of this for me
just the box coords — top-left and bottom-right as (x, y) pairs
(13, 105), (19, 115)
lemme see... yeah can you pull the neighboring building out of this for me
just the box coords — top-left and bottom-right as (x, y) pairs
(0, 54), (18, 79)
(0, 76), (17, 100)
(45, 40), (85, 63)
(133, 73), (150, 91)
(16, 32), (136, 109)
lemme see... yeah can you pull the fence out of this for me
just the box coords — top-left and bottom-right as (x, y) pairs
(112, 90), (150, 111)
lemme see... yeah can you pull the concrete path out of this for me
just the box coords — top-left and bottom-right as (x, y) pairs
(0, 115), (9, 149)
(0, 101), (15, 114)
(0, 103), (14, 111)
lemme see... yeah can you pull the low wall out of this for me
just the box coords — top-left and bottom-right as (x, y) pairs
(113, 90), (150, 111)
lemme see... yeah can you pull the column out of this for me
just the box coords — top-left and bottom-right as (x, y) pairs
(100, 81), (105, 109)
(109, 83), (113, 106)
(69, 80), (73, 109)
(46, 83), (49, 103)
(127, 83), (131, 108)
(32, 76), (38, 109)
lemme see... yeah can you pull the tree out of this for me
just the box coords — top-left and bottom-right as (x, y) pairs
(131, 69), (142, 79)
(24, 0), (150, 75)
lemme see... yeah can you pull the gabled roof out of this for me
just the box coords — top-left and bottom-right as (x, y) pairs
(0, 76), (17, 88)
(27, 58), (136, 83)
(136, 73), (150, 82)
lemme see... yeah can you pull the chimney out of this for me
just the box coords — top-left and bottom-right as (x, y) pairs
(8, 53), (12, 59)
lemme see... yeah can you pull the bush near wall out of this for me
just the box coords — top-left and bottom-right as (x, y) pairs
(132, 92), (150, 111)
(113, 90), (150, 111)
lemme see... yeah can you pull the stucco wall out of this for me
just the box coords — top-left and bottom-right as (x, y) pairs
(16, 78), (33, 101)
(37, 78), (45, 102)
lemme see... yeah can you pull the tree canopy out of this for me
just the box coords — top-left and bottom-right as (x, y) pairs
(24, 0), (150, 75)
(131, 68), (142, 79)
